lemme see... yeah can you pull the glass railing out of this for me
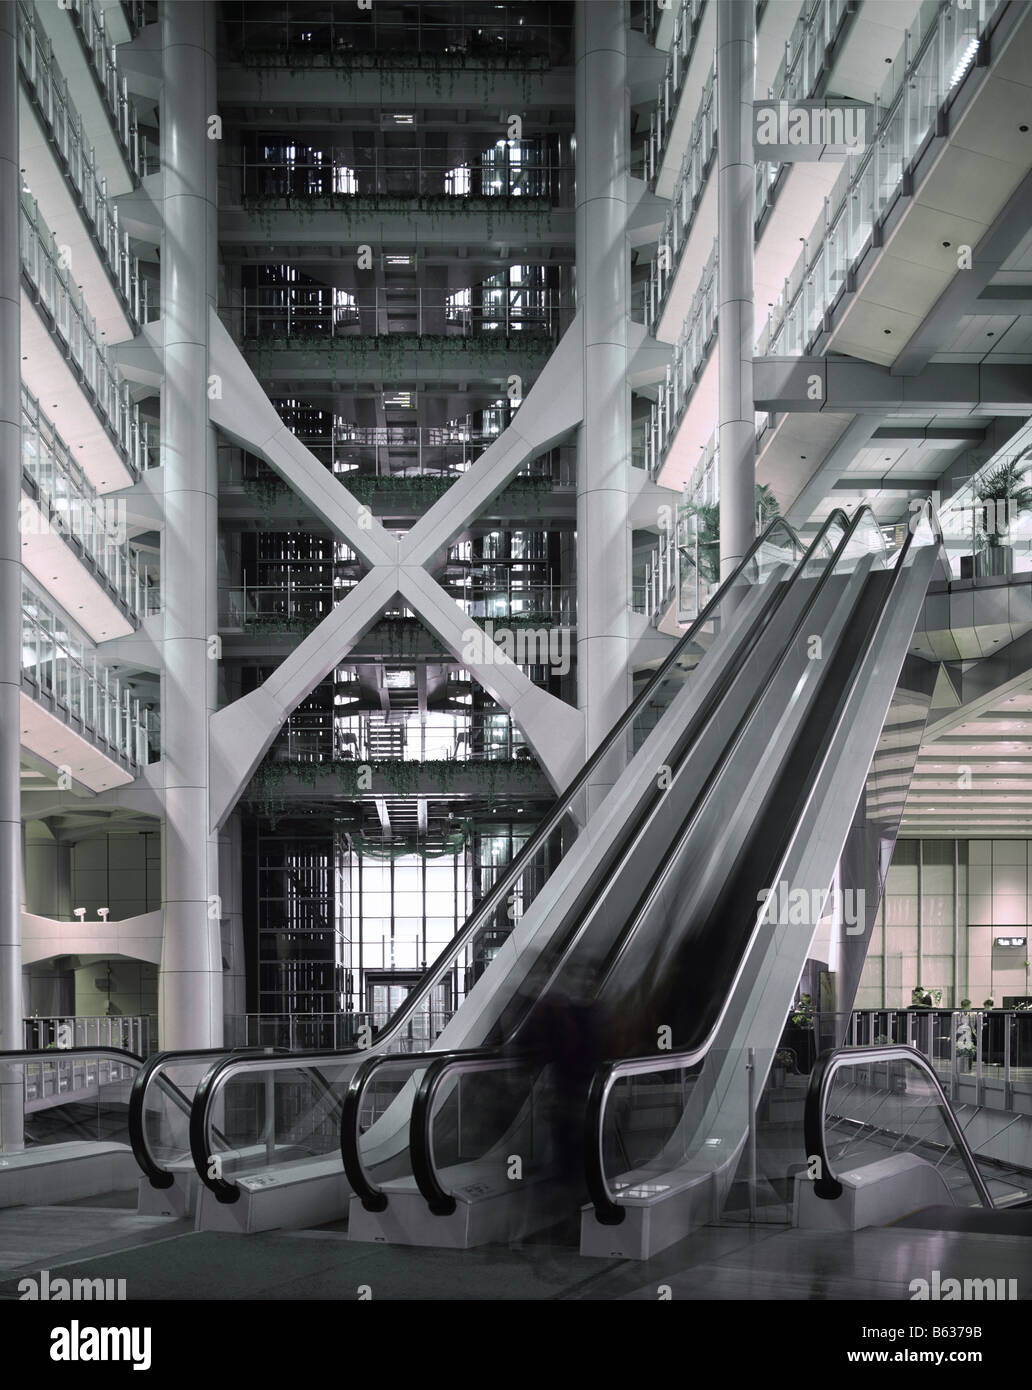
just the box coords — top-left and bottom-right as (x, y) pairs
(770, 0), (852, 104)
(637, 522), (679, 623)
(219, 578), (573, 635)
(847, 1006), (1032, 1100)
(20, 193), (150, 475)
(65, 0), (142, 175)
(645, 237), (718, 476)
(21, 581), (155, 770)
(1, 1047), (142, 1149)
(23, 1015), (153, 1054)
(642, 0), (668, 49)
(758, 0), (1005, 358)
(220, 435), (574, 487)
(222, 4), (572, 66)
(647, 0), (854, 334)
(226, 294), (571, 343)
(218, 582), (357, 634)
(21, 385), (157, 621)
(646, 62), (716, 329)
(229, 154), (571, 206)
(223, 1015), (373, 1051)
(17, 0), (146, 322)
(266, 710), (540, 768)
(643, 0), (709, 184)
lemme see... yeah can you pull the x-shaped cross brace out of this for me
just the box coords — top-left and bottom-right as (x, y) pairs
(206, 310), (586, 831)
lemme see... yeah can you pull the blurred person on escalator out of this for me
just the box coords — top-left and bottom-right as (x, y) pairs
(515, 965), (614, 1187)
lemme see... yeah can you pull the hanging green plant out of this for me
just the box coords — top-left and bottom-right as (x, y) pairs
(246, 755), (547, 821)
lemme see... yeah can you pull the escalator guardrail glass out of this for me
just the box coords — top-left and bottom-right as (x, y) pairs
(585, 1046), (709, 1224)
(129, 1048), (290, 1190)
(804, 1045), (994, 1208)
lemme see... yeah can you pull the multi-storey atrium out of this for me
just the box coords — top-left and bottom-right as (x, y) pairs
(1, 0), (1032, 1327)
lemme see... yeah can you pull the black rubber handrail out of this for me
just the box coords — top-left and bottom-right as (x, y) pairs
(342, 512), (844, 1210)
(407, 505), (881, 1215)
(340, 1052), (391, 1210)
(804, 1044), (994, 1207)
(583, 501), (947, 1223)
(196, 513), (810, 1204)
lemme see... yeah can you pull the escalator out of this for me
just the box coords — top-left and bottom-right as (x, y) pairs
(186, 501), (946, 1251)
(802, 1044), (1032, 1233)
(186, 511), (825, 1230)
(380, 502), (949, 1256)
(343, 506), (881, 1239)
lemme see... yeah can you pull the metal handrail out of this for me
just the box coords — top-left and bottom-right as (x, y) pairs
(804, 1045), (994, 1207)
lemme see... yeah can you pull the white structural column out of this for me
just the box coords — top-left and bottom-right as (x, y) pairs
(159, 1), (221, 1047)
(0, 4), (24, 1150)
(219, 814), (245, 1024)
(576, 0), (630, 806)
(716, 0), (756, 578)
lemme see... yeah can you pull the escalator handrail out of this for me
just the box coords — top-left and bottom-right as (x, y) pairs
(190, 512), (813, 1202)
(410, 503), (899, 1214)
(129, 1048), (289, 1189)
(346, 508), (859, 1210)
(804, 1044), (994, 1208)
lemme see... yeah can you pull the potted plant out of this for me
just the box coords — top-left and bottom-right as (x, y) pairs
(786, 992), (816, 1072)
(772, 1048), (795, 1089)
(680, 485), (781, 587)
(973, 457), (1032, 576)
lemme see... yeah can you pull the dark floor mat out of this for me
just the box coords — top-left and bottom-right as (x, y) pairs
(893, 1205), (1032, 1236)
